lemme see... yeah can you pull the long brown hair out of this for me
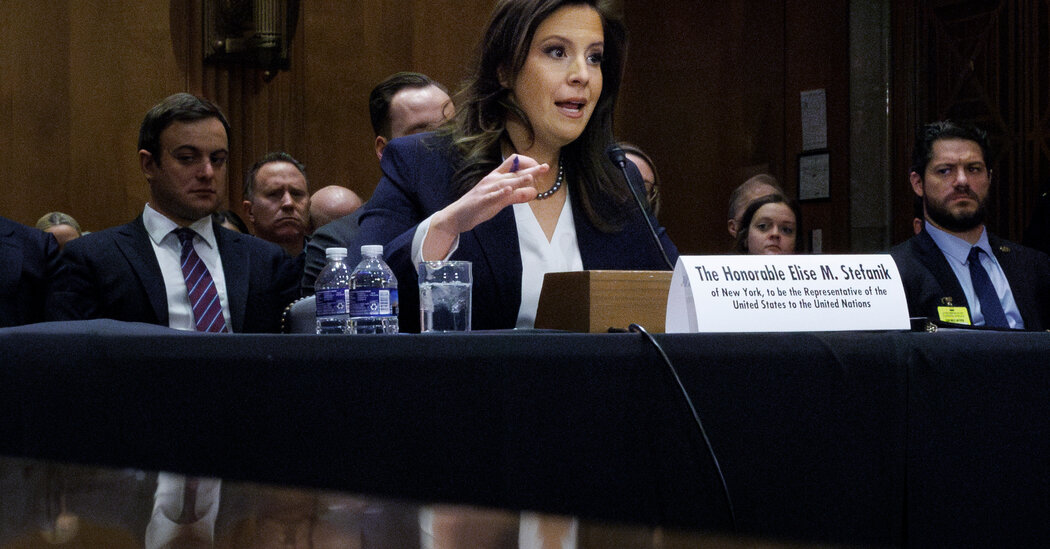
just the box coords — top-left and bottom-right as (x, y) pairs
(443, 0), (629, 232)
(734, 194), (803, 254)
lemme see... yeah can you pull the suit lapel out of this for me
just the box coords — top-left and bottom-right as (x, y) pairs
(989, 234), (1035, 326)
(574, 199), (606, 269)
(114, 218), (169, 325)
(469, 206), (522, 324)
(571, 171), (619, 269)
(0, 221), (22, 292)
(215, 225), (248, 333)
(572, 189), (645, 270)
(914, 229), (970, 309)
(571, 171), (663, 270)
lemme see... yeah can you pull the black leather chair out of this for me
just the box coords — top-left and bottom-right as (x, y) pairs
(281, 295), (316, 334)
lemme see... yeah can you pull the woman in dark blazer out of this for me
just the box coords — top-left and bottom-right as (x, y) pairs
(357, 0), (678, 332)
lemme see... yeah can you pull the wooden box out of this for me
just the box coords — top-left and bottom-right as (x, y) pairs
(534, 270), (673, 333)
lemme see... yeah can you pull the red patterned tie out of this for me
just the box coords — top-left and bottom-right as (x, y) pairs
(174, 228), (228, 333)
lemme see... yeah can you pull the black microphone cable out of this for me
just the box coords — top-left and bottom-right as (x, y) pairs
(628, 323), (737, 530)
(606, 145), (675, 270)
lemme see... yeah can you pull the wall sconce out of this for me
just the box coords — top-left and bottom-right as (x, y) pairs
(203, 0), (300, 79)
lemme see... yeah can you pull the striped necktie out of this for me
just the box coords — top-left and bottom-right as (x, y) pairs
(174, 228), (228, 333)
(967, 246), (1008, 328)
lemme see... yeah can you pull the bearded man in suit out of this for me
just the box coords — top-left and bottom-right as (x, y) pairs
(890, 120), (1050, 329)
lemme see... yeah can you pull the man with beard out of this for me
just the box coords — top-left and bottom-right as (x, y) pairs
(890, 120), (1050, 329)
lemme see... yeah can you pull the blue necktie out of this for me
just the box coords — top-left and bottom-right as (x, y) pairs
(967, 247), (1008, 328)
(175, 228), (228, 333)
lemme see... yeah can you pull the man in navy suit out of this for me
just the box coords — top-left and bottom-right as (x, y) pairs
(46, 92), (304, 549)
(890, 120), (1050, 329)
(302, 72), (454, 294)
(0, 216), (58, 327)
(47, 93), (300, 333)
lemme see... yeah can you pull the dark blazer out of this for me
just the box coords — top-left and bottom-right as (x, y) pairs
(0, 216), (59, 328)
(47, 216), (302, 333)
(302, 208), (364, 295)
(889, 228), (1050, 330)
(356, 132), (679, 332)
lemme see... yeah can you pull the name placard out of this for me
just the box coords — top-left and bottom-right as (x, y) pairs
(665, 255), (910, 333)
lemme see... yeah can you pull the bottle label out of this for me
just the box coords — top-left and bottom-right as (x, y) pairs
(316, 288), (350, 316)
(348, 288), (398, 316)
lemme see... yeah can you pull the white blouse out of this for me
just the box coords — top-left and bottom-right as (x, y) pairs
(511, 195), (583, 328)
(411, 193), (584, 329)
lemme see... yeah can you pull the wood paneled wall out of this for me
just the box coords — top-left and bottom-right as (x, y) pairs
(619, 1), (787, 253)
(618, 1), (849, 253)
(2, 0), (852, 254)
(891, 0), (1050, 246)
(2, 2), (72, 228)
(2, 0), (199, 232)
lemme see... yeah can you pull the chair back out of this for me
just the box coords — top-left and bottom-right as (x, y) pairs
(282, 295), (316, 334)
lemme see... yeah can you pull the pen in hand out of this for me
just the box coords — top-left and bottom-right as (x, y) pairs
(511, 155), (519, 173)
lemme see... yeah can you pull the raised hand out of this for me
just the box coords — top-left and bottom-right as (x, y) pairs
(422, 155), (548, 260)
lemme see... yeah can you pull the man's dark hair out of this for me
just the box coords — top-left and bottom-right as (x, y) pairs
(911, 120), (991, 176)
(138, 93), (231, 162)
(243, 151), (308, 200)
(368, 72), (447, 138)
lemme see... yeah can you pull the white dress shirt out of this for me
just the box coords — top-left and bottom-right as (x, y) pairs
(144, 473), (222, 549)
(142, 204), (232, 331)
(412, 194), (583, 329)
(142, 205), (229, 548)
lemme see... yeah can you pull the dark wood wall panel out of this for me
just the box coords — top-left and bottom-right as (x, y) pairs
(68, 1), (163, 229)
(294, 0), (490, 207)
(784, 0), (851, 253)
(891, 0), (1050, 246)
(620, 1), (849, 254)
(3, 0), (852, 257)
(298, 0), (423, 200)
(619, 1), (789, 254)
(2, 0), (197, 232)
(2, 2), (71, 228)
(890, 0), (921, 245)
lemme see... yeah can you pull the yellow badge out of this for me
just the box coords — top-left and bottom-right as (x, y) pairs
(937, 306), (971, 325)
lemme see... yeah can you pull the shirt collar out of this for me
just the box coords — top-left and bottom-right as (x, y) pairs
(925, 222), (993, 266)
(142, 204), (218, 250)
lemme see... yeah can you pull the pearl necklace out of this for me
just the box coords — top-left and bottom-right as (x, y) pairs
(534, 158), (564, 200)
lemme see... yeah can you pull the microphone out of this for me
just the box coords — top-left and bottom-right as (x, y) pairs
(606, 144), (675, 270)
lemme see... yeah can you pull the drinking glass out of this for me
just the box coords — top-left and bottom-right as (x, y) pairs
(418, 261), (472, 332)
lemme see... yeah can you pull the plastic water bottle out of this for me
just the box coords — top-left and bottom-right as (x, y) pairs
(348, 245), (399, 334)
(314, 247), (352, 334)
